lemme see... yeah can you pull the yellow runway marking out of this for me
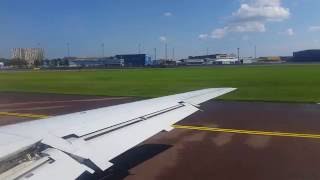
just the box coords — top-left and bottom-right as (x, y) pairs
(0, 97), (128, 108)
(173, 125), (320, 139)
(1, 105), (65, 112)
(0, 112), (50, 119)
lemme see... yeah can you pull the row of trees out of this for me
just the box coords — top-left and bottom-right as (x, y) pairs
(7, 59), (44, 68)
(8, 59), (28, 68)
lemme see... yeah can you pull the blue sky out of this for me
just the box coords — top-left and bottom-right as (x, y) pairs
(1, 0), (320, 59)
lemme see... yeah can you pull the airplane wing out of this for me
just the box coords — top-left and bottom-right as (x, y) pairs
(0, 88), (236, 180)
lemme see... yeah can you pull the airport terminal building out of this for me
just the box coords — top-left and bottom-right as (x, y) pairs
(183, 54), (240, 65)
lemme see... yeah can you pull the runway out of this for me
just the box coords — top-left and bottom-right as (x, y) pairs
(0, 92), (137, 125)
(1, 92), (320, 180)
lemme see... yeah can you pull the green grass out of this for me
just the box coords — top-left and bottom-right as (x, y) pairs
(0, 65), (320, 103)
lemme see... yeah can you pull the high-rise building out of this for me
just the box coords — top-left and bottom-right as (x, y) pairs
(11, 48), (45, 65)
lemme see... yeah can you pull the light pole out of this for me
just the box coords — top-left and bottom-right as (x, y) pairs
(165, 43), (168, 60)
(172, 48), (175, 61)
(67, 43), (70, 57)
(254, 45), (257, 60)
(138, 44), (141, 54)
(101, 43), (105, 57)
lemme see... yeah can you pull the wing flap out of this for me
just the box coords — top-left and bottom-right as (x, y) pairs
(0, 88), (236, 179)
(72, 103), (198, 171)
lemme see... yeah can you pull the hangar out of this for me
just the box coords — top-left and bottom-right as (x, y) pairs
(292, 49), (320, 62)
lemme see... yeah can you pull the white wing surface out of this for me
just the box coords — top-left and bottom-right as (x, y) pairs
(0, 88), (236, 180)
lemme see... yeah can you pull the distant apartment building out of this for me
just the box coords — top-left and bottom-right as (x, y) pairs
(11, 48), (45, 65)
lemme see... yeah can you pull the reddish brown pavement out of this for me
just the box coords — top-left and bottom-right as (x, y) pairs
(1, 92), (320, 180)
(125, 101), (320, 180)
(0, 92), (137, 126)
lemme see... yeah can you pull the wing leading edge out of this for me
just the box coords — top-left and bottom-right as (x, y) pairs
(0, 88), (236, 180)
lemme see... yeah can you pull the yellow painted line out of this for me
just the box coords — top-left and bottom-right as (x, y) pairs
(0, 112), (50, 119)
(173, 125), (320, 139)
(0, 97), (129, 108)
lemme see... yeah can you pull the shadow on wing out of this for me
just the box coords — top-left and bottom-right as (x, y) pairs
(78, 144), (172, 180)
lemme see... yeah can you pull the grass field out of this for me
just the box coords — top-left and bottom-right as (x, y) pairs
(0, 65), (320, 103)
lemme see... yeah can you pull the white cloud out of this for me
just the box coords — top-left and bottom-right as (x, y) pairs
(233, 1), (290, 22)
(201, 0), (290, 39)
(198, 34), (209, 40)
(159, 36), (167, 42)
(232, 21), (266, 32)
(285, 28), (294, 36)
(309, 26), (320, 32)
(211, 28), (228, 39)
(279, 28), (294, 36)
(163, 12), (172, 17)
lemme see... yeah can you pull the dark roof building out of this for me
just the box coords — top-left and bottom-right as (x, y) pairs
(188, 54), (218, 59)
(292, 49), (320, 62)
(115, 54), (151, 67)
